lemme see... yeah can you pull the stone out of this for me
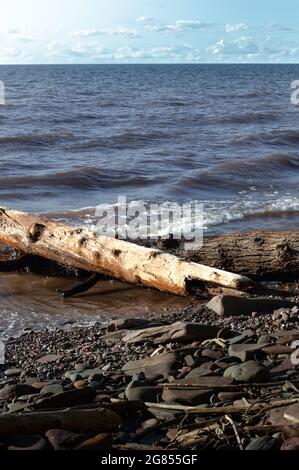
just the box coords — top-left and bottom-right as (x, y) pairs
(142, 418), (158, 429)
(262, 345), (292, 355)
(74, 379), (89, 389)
(40, 384), (64, 395)
(74, 363), (87, 372)
(257, 334), (272, 344)
(122, 352), (182, 380)
(64, 368), (103, 382)
(36, 354), (62, 364)
(179, 373), (233, 386)
(228, 343), (266, 362)
(126, 386), (160, 402)
(282, 425), (299, 439)
(206, 295), (294, 317)
(0, 384), (37, 401)
(88, 381), (102, 390)
(227, 334), (249, 345)
(281, 438), (299, 450)
(223, 361), (269, 383)
(5, 434), (48, 451)
(34, 387), (96, 409)
(122, 322), (220, 345)
(45, 429), (85, 450)
(184, 354), (195, 366)
(30, 380), (61, 390)
(179, 361), (214, 378)
(201, 349), (223, 360)
(270, 358), (294, 376)
(74, 433), (112, 450)
(4, 368), (23, 377)
(245, 436), (280, 450)
(107, 318), (151, 332)
(8, 402), (31, 413)
(162, 388), (213, 405)
(266, 403), (299, 427)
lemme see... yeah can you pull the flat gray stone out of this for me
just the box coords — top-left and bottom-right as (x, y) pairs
(122, 352), (182, 380)
(224, 360), (269, 383)
(228, 343), (267, 362)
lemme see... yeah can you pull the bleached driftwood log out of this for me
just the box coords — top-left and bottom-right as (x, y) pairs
(0, 208), (254, 295)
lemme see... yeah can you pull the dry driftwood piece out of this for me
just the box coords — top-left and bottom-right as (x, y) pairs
(0, 208), (255, 296)
(184, 230), (299, 278)
(0, 407), (122, 436)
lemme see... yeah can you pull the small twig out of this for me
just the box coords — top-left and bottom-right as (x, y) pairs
(225, 414), (243, 450)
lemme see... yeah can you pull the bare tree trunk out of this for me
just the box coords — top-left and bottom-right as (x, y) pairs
(0, 208), (254, 295)
(183, 231), (299, 278)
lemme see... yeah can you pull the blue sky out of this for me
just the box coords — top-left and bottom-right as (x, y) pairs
(1, 0), (299, 63)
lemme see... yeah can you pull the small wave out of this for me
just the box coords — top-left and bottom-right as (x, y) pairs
(203, 196), (299, 229)
(0, 167), (168, 191)
(0, 132), (73, 146)
(214, 112), (279, 125)
(172, 152), (299, 193)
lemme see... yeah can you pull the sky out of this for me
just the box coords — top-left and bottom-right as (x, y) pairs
(1, 0), (299, 63)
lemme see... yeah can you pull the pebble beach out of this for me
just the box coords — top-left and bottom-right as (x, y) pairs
(1, 281), (299, 451)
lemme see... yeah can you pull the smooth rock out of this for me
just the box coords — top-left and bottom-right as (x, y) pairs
(107, 318), (150, 332)
(206, 295), (294, 317)
(122, 352), (182, 380)
(246, 436), (280, 450)
(4, 368), (23, 377)
(5, 434), (48, 451)
(201, 349), (223, 360)
(34, 387), (96, 409)
(40, 384), (64, 395)
(126, 386), (160, 402)
(45, 429), (85, 450)
(228, 343), (266, 362)
(64, 368), (103, 382)
(223, 361), (269, 383)
(266, 403), (299, 427)
(36, 354), (62, 364)
(179, 373), (233, 386)
(162, 388), (213, 405)
(74, 379), (89, 389)
(281, 437), (299, 450)
(262, 345), (292, 355)
(0, 384), (37, 401)
(122, 322), (220, 345)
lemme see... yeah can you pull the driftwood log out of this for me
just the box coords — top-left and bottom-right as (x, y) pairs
(183, 231), (299, 278)
(0, 407), (122, 436)
(0, 208), (254, 295)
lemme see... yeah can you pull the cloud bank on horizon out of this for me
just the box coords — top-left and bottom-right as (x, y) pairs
(0, 0), (299, 64)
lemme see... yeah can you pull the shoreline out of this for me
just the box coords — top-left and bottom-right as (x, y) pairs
(1, 280), (299, 451)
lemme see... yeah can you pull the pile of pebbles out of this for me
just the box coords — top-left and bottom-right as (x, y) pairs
(1, 294), (299, 451)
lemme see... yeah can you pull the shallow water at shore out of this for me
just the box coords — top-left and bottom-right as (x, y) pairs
(0, 272), (191, 338)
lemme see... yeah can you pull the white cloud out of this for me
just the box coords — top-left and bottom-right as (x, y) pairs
(211, 36), (259, 56)
(72, 27), (139, 38)
(225, 23), (248, 33)
(136, 17), (154, 23)
(145, 19), (214, 33)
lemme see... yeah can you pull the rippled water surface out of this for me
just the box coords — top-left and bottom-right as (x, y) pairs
(0, 64), (298, 335)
